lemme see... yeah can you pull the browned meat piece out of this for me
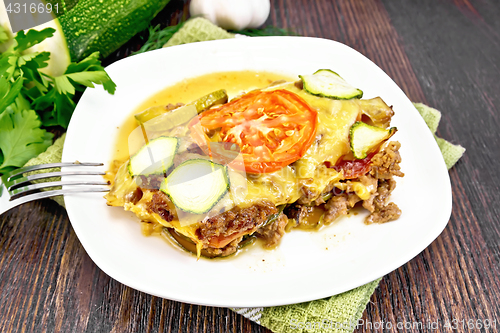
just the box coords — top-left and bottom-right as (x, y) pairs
(360, 175), (400, 224)
(125, 187), (143, 204)
(374, 178), (397, 207)
(196, 201), (277, 248)
(297, 185), (317, 205)
(256, 214), (288, 248)
(365, 202), (401, 224)
(357, 144), (402, 223)
(173, 152), (210, 169)
(146, 191), (174, 222)
(296, 141), (402, 207)
(284, 204), (313, 226)
(313, 193), (329, 205)
(347, 193), (362, 208)
(166, 103), (184, 111)
(362, 194), (376, 212)
(137, 175), (164, 190)
(362, 178), (397, 213)
(294, 80), (304, 89)
(370, 141), (404, 179)
(323, 195), (349, 224)
(323, 193), (361, 224)
(298, 178), (336, 205)
(358, 174), (378, 190)
(186, 143), (204, 155)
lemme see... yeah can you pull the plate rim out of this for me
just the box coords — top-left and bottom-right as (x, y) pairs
(62, 36), (452, 307)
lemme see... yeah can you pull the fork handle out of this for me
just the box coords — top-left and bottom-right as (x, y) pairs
(0, 184), (17, 215)
(0, 186), (108, 215)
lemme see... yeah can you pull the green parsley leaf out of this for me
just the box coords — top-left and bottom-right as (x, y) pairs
(7, 94), (32, 114)
(0, 108), (53, 173)
(0, 26), (9, 45)
(0, 56), (10, 75)
(33, 88), (77, 128)
(0, 76), (23, 114)
(14, 28), (55, 53)
(32, 51), (116, 127)
(17, 51), (50, 69)
(0, 27), (116, 175)
(0, 55), (18, 80)
(62, 51), (116, 94)
(21, 52), (51, 91)
(54, 71), (112, 95)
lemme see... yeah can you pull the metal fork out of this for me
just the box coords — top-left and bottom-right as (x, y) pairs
(0, 162), (110, 215)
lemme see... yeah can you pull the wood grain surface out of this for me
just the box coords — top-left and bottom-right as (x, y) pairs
(1, 0), (500, 332)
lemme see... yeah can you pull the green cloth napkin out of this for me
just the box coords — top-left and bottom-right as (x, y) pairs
(24, 17), (465, 333)
(163, 17), (234, 47)
(23, 133), (66, 207)
(232, 279), (381, 332)
(414, 103), (465, 169)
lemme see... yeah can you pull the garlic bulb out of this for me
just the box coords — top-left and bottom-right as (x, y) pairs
(189, 0), (271, 31)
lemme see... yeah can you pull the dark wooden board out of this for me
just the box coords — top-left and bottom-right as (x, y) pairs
(1, 0), (499, 332)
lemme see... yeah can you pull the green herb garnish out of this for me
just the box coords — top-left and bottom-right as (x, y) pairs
(231, 26), (297, 37)
(0, 27), (116, 174)
(134, 23), (186, 55)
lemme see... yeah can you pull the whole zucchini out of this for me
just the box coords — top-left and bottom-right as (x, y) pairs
(0, 0), (170, 75)
(59, 0), (171, 61)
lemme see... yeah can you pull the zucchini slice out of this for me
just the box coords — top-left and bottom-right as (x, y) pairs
(139, 104), (199, 132)
(134, 89), (228, 124)
(350, 122), (397, 159)
(160, 159), (230, 215)
(299, 69), (363, 100)
(59, 0), (171, 61)
(190, 89), (228, 113)
(128, 136), (179, 176)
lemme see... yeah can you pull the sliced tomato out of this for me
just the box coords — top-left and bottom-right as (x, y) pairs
(206, 230), (249, 249)
(189, 89), (318, 173)
(332, 152), (376, 179)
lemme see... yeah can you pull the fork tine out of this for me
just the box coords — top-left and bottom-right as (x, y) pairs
(8, 187), (110, 205)
(4, 162), (104, 181)
(9, 180), (110, 199)
(7, 171), (106, 190)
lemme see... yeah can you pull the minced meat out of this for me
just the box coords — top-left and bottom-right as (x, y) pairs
(370, 141), (404, 179)
(196, 201), (277, 247)
(203, 236), (244, 257)
(144, 140), (404, 256)
(365, 203), (401, 224)
(256, 213), (289, 248)
(146, 191), (174, 222)
(319, 141), (403, 225)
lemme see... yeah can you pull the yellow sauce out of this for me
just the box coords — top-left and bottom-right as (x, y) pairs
(105, 70), (385, 258)
(107, 69), (364, 223)
(300, 205), (326, 230)
(111, 71), (295, 163)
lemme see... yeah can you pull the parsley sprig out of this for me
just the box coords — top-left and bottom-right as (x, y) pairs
(0, 26), (116, 174)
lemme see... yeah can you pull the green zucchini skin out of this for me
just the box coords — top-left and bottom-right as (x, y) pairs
(59, 0), (171, 61)
(134, 90), (228, 124)
(300, 69), (363, 100)
(349, 121), (397, 159)
(160, 159), (230, 215)
(128, 136), (179, 177)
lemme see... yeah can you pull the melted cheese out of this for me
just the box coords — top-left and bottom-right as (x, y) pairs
(106, 71), (372, 240)
(105, 163), (203, 244)
(241, 83), (361, 206)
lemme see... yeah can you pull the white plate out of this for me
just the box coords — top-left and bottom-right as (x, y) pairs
(63, 37), (452, 307)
